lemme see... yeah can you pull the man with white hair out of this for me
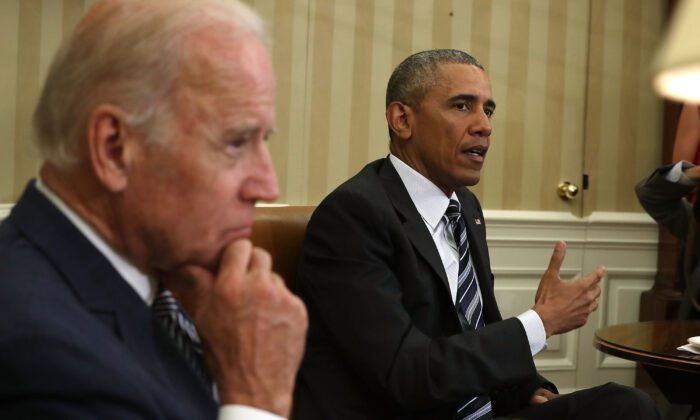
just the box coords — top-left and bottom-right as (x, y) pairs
(0, 0), (306, 419)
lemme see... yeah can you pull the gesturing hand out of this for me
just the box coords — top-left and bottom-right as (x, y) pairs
(683, 164), (700, 181)
(181, 240), (308, 418)
(533, 241), (604, 338)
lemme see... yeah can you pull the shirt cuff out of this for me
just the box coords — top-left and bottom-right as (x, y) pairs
(517, 309), (547, 356)
(218, 405), (286, 420)
(665, 160), (697, 186)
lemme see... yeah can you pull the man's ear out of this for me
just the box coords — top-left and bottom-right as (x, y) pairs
(386, 101), (413, 141)
(86, 104), (134, 192)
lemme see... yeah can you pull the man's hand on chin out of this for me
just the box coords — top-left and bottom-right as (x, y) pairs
(530, 388), (561, 405)
(171, 239), (309, 418)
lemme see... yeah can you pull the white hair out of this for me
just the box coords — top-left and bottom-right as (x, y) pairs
(33, 0), (265, 167)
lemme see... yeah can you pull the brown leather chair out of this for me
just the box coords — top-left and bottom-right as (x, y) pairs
(249, 206), (315, 290)
(177, 205), (313, 310)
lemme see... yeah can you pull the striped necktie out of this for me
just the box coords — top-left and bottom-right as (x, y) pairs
(443, 200), (492, 420)
(152, 288), (212, 387)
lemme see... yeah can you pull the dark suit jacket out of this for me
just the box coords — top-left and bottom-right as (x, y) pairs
(0, 182), (217, 419)
(636, 164), (700, 319)
(294, 158), (552, 419)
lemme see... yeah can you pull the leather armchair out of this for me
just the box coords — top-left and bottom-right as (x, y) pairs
(249, 206), (315, 290)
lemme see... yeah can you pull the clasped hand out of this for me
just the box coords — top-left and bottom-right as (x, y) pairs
(177, 240), (308, 418)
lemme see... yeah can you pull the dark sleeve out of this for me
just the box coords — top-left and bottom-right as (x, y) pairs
(297, 188), (539, 411)
(635, 164), (696, 242)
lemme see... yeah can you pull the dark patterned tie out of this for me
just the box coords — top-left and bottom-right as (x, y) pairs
(443, 200), (492, 420)
(152, 288), (211, 387)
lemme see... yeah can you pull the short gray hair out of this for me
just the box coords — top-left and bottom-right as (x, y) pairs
(33, 0), (265, 167)
(385, 49), (483, 139)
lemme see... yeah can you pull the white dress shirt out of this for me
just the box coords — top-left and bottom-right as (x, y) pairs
(666, 160), (697, 185)
(35, 177), (284, 420)
(389, 155), (547, 356)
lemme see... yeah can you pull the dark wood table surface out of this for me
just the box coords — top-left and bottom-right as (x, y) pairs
(594, 321), (700, 372)
(594, 321), (700, 404)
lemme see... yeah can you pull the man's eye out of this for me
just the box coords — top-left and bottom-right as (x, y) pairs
(484, 108), (494, 118)
(455, 103), (468, 111)
(229, 138), (246, 148)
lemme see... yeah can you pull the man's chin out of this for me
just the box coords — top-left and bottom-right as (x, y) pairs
(155, 267), (199, 292)
(462, 175), (481, 187)
(156, 252), (221, 291)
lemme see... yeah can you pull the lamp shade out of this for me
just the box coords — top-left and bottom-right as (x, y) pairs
(653, 0), (700, 102)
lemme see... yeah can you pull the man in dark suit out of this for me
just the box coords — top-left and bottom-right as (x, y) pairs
(0, 1), (307, 419)
(636, 162), (700, 320)
(294, 49), (659, 419)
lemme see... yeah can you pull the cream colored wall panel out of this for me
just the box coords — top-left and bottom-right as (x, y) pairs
(480, 1), (509, 209)
(485, 210), (586, 242)
(281, 0), (312, 205)
(520, 0), (548, 210)
(450, 0), (473, 54)
(326, 0), (356, 191)
(0, 0), (20, 203)
(633, 0), (663, 207)
(500, 0), (529, 210)
(2, 0), (667, 212)
(411, 0), (432, 50)
(13, 0), (43, 199)
(305, 0), (335, 204)
(604, 273), (656, 326)
(366, 0), (393, 171)
(40, 0), (64, 84)
(595, 1), (624, 212)
(251, 0), (275, 34)
(490, 243), (585, 272)
(597, 274), (655, 369)
(345, 0), (374, 180)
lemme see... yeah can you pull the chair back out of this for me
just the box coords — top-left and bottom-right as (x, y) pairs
(249, 206), (315, 290)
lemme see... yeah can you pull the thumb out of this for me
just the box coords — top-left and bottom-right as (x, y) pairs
(544, 241), (566, 280)
(530, 395), (548, 405)
(536, 241), (566, 302)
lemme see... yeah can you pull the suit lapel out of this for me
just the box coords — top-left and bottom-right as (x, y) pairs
(377, 159), (453, 299)
(9, 182), (190, 394)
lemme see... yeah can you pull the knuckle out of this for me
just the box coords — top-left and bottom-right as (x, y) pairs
(253, 247), (272, 265)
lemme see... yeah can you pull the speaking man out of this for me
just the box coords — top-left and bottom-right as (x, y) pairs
(294, 49), (659, 420)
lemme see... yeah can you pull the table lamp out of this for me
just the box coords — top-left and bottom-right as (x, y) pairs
(653, 0), (700, 102)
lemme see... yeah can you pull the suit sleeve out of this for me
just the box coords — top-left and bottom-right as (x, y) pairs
(635, 164), (696, 242)
(297, 188), (540, 412)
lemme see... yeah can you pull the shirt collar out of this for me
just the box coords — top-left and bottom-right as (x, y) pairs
(389, 154), (458, 231)
(35, 177), (157, 304)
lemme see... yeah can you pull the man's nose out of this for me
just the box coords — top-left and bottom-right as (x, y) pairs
(243, 141), (280, 203)
(470, 110), (492, 137)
